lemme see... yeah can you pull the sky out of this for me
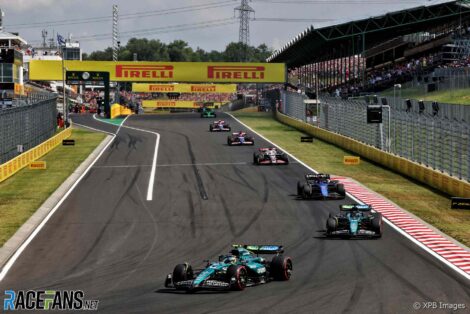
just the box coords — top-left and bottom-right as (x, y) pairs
(0, 0), (450, 54)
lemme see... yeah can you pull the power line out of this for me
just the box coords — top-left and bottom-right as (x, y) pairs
(5, 0), (237, 29)
(27, 18), (238, 44)
(254, 0), (424, 3)
(253, 17), (333, 22)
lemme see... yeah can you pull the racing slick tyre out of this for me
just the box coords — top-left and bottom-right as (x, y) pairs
(336, 184), (346, 198)
(247, 137), (255, 145)
(326, 217), (337, 235)
(297, 181), (303, 196)
(371, 213), (383, 238)
(270, 256), (292, 281)
(227, 137), (232, 146)
(172, 264), (194, 289)
(226, 265), (247, 291)
(214, 114), (217, 118)
(227, 126), (231, 131)
(253, 153), (259, 165)
(209, 125), (213, 132)
(282, 154), (289, 165)
(302, 184), (312, 199)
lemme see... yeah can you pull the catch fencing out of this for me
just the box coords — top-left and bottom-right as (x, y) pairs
(281, 90), (470, 182)
(0, 94), (58, 164)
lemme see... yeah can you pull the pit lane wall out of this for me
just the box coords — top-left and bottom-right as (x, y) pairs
(0, 127), (72, 183)
(275, 111), (470, 198)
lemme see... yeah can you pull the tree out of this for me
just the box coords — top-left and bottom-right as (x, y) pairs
(84, 39), (273, 63)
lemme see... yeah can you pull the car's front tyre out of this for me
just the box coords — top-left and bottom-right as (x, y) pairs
(226, 265), (247, 290)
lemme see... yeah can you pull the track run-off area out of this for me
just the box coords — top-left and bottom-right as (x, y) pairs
(1, 113), (469, 314)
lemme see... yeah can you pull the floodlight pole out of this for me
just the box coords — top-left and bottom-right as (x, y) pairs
(61, 43), (67, 125)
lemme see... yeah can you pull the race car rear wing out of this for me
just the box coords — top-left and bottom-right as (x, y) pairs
(232, 244), (284, 254)
(306, 174), (330, 180)
(340, 204), (372, 212)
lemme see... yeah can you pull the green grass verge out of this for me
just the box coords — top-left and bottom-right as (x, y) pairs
(381, 86), (470, 105)
(232, 111), (470, 247)
(0, 128), (106, 247)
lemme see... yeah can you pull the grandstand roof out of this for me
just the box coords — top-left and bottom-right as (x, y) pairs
(0, 30), (27, 45)
(267, 0), (470, 67)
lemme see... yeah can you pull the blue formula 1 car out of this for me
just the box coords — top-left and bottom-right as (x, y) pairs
(326, 205), (383, 238)
(297, 174), (345, 200)
(164, 245), (292, 292)
(227, 131), (255, 146)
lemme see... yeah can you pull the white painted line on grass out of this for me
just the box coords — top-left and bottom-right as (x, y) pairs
(72, 122), (116, 136)
(226, 112), (470, 281)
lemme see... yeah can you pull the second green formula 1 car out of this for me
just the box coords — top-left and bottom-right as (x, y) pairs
(201, 107), (216, 118)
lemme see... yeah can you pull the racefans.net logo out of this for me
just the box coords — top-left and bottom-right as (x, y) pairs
(3, 290), (99, 311)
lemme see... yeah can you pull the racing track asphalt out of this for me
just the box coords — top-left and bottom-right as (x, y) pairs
(1, 113), (469, 314)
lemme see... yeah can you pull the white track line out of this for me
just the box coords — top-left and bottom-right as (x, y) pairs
(227, 112), (470, 281)
(93, 114), (160, 202)
(72, 121), (116, 136)
(0, 130), (116, 282)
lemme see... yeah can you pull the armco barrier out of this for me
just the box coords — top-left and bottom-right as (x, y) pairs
(276, 111), (470, 198)
(0, 127), (72, 183)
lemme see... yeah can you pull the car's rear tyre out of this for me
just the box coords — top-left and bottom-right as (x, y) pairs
(214, 113), (217, 118)
(253, 153), (259, 165)
(371, 213), (383, 238)
(227, 126), (231, 131)
(172, 264), (194, 289)
(302, 184), (312, 199)
(226, 265), (247, 291)
(209, 125), (213, 132)
(336, 183), (346, 198)
(227, 137), (232, 146)
(297, 181), (303, 196)
(270, 256), (292, 281)
(326, 217), (337, 234)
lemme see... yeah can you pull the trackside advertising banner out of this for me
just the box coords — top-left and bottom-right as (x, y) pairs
(132, 83), (237, 93)
(29, 61), (286, 83)
(142, 100), (218, 108)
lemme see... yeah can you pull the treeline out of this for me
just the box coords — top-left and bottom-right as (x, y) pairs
(83, 38), (272, 62)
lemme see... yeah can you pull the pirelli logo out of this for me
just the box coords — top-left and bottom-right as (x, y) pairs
(191, 85), (216, 92)
(156, 101), (177, 107)
(115, 65), (173, 79)
(149, 85), (175, 92)
(208, 66), (265, 80)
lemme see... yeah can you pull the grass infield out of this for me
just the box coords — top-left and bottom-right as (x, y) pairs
(232, 111), (470, 247)
(0, 128), (106, 247)
(381, 86), (470, 105)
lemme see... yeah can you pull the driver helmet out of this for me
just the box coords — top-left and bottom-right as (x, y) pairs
(224, 255), (237, 264)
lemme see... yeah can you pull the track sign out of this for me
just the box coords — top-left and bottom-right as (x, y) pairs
(301, 136), (314, 143)
(62, 139), (75, 146)
(367, 105), (382, 123)
(451, 197), (470, 210)
(344, 156), (360, 165)
(29, 161), (46, 170)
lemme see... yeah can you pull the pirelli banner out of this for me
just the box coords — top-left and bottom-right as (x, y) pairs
(29, 61), (286, 83)
(142, 100), (216, 109)
(132, 83), (236, 93)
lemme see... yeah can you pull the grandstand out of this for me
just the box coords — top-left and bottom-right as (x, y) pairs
(268, 0), (470, 98)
